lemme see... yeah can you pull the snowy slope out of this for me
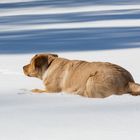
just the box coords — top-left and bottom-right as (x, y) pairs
(0, 0), (140, 140)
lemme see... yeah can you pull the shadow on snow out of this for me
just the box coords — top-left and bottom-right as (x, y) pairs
(0, 27), (140, 54)
(1, 0), (140, 9)
(0, 0), (140, 53)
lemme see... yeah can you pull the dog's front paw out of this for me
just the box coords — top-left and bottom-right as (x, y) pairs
(31, 89), (45, 93)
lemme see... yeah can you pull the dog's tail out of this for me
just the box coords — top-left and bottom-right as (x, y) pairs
(128, 82), (140, 96)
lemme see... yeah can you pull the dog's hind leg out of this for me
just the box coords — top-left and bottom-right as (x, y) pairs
(85, 76), (113, 98)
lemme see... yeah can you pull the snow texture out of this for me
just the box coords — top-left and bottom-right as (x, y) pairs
(0, 0), (140, 140)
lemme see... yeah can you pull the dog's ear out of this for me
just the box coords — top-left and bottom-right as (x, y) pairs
(34, 56), (48, 69)
(49, 54), (58, 58)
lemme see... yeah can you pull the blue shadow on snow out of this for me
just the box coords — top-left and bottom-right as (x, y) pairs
(0, 27), (140, 53)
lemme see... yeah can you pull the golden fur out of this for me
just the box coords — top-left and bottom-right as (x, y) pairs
(23, 54), (140, 98)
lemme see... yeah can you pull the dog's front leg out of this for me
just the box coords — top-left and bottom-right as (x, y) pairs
(31, 89), (48, 93)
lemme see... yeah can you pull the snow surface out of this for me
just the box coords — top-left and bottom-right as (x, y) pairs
(0, 0), (140, 140)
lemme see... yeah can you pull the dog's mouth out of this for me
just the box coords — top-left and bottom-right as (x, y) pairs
(27, 74), (31, 77)
(23, 65), (38, 78)
(23, 65), (30, 76)
(23, 70), (32, 77)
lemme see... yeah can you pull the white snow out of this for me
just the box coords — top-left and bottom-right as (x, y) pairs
(0, 0), (36, 3)
(0, 5), (140, 17)
(1, 19), (140, 32)
(0, 0), (140, 140)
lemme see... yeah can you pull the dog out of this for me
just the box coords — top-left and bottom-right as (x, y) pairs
(23, 53), (140, 98)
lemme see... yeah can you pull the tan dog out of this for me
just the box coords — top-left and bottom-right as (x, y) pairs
(23, 53), (140, 98)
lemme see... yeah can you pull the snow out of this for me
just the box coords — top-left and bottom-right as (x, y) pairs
(2, 19), (140, 32)
(1, 5), (140, 17)
(0, 0), (140, 140)
(0, 0), (35, 3)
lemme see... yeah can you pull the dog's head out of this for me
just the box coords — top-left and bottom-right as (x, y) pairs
(23, 53), (58, 79)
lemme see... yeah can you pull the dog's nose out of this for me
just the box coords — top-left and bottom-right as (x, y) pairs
(23, 66), (26, 70)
